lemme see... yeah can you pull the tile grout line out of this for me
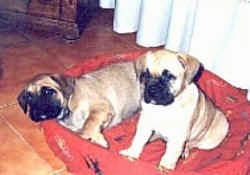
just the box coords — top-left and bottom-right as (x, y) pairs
(0, 104), (69, 174)
(0, 102), (17, 110)
(1, 114), (58, 174)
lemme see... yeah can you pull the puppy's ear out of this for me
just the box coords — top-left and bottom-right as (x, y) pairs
(50, 74), (75, 99)
(17, 90), (28, 114)
(177, 53), (201, 84)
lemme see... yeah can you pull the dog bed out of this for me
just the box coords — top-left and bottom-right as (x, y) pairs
(41, 51), (250, 175)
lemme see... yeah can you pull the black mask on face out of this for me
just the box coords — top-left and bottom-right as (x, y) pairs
(22, 86), (65, 122)
(140, 69), (176, 106)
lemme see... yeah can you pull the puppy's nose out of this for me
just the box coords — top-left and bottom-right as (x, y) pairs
(148, 85), (161, 95)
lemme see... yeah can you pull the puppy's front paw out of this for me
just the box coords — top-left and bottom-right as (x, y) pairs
(119, 148), (140, 160)
(81, 133), (109, 148)
(95, 137), (109, 148)
(159, 157), (177, 170)
(157, 165), (171, 174)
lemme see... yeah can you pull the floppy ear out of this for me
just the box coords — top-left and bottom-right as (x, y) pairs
(177, 53), (201, 84)
(50, 74), (75, 99)
(17, 90), (28, 114)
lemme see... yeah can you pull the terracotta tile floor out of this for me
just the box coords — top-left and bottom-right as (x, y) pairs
(0, 8), (150, 175)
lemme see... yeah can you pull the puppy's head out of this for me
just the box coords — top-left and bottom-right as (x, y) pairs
(139, 49), (201, 106)
(17, 73), (75, 122)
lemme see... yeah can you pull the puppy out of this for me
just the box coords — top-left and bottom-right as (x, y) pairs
(17, 61), (142, 147)
(120, 49), (229, 170)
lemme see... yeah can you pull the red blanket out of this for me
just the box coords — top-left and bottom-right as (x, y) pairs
(41, 51), (250, 175)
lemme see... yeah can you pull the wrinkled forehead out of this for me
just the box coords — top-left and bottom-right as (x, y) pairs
(26, 76), (59, 92)
(145, 52), (184, 77)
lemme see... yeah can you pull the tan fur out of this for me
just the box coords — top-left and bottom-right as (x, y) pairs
(120, 49), (229, 170)
(19, 61), (142, 148)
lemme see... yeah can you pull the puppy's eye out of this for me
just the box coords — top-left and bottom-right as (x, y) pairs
(161, 70), (176, 82)
(41, 86), (56, 96)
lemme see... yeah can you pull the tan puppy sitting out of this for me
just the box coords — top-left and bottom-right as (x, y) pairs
(17, 61), (142, 148)
(120, 49), (229, 170)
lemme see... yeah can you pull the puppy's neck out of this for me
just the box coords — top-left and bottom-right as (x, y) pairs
(174, 83), (199, 108)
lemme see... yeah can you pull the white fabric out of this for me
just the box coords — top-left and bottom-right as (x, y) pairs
(113, 0), (142, 33)
(136, 0), (172, 47)
(164, 0), (198, 52)
(99, 0), (250, 94)
(189, 0), (239, 70)
(211, 2), (250, 88)
(99, 0), (115, 9)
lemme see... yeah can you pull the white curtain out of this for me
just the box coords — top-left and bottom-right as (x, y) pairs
(99, 0), (250, 89)
(99, 0), (115, 9)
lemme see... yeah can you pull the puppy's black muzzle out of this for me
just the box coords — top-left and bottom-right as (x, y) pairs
(144, 79), (174, 105)
(29, 99), (62, 122)
(18, 87), (68, 122)
(140, 69), (176, 106)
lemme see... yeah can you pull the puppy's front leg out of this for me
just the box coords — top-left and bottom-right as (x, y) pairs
(81, 105), (113, 148)
(159, 140), (185, 170)
(120, 116), (153, 159)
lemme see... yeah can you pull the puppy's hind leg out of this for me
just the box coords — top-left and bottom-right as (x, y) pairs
(80, 104), (113, 148)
